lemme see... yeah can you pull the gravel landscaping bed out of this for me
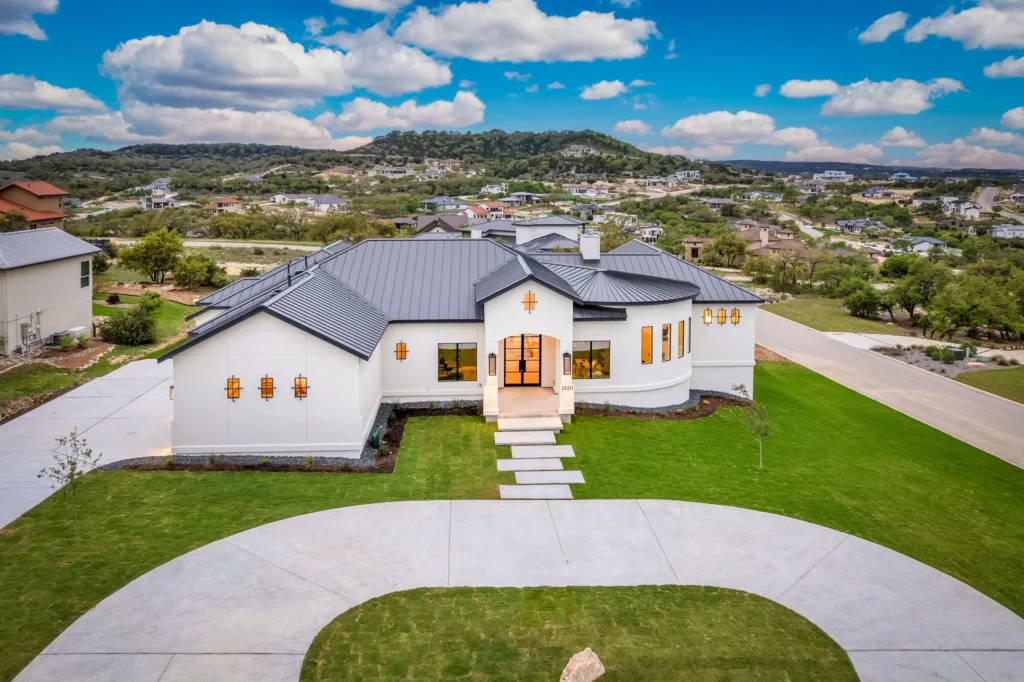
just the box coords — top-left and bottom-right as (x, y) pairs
(872, 346), (1019, 379)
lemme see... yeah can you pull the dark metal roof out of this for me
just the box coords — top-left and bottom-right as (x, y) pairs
(543, 263), (700, 305)
(574, 304), (627, 320)
(513, 215), (585, 227)
(409, 231), (466, 240)
(0, 228), (99, 270)
(473, 254), (582, 304)
(607, 240), (660, 255)
(515, 233), (579, 253)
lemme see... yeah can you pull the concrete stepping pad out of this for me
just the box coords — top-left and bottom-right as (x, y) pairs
(511, 445), (575, 459)
(497, 417), (563, 432)
(494, 431), (556, 446)
(497, 458), (563, 472)
(498, 484), (573, 500)
(515, 470), (585, 485)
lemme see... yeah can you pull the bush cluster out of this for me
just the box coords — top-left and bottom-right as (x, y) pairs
(99, 306), (156, 346)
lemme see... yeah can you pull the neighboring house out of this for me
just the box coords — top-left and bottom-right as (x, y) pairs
(639, 177), (680, 188)
(743, 191), (783, 203)
(1009, 192), (1024, 204)
(674, 170), (701, 181)
(420, 196), (468, 212)
(130, 178), (172, 196)
(420, 170), (445, 181)
(165, 227), (762, 458)
(459, 206), (489, 220)
(836, 219), (887, 235)
(480, 183), (508, 196)
(701, 198), (735, 212)
(901, 236), (946, 253)
(683, 237), (712, 263)
(943, 199), (981, 220)
(736, 224), (800, 259)
(368, 166), (415, 178)
(138, 195), (179, 211)
(0, 181), (69, 229)
(989, 224), (1024, 239)
(889, 172), (917, 182)
(315, 166), (358, 180)
(565, 184), (609, 199)
(561, 145), (598, 157)
(415, 214), (473, 235)
(636, 225), (664, 243)
(271, 194), (346, 212)
(204, 198), (245, 215)
(392, 217), (418, 231)
(858, 245), (886, 265)
(511, 192), (543, 205)
(813, 170), (855, 183)
(439, 159), (461, 171)
(65, 198), (84, 208)
(862, 187), (895, 199)
(0, 228), (99, 355)
(797, 181), (827, 195)
(733, 218), (761, 231)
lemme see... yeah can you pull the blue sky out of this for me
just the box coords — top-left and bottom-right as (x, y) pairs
(1, 0), (1023, 168)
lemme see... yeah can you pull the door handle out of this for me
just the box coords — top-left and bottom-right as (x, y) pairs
(519, 360), (526, 372)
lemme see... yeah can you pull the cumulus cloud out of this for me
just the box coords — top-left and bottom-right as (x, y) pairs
(644, 144), (734, 158)
(0, 124), (61, 145)
(662, 110), (775, 144)
(0, 74), (106, 112)
(914, 139), (1024, 169)
(764, 127), (820, 148)
(785, 144), (884, 164)
(1003, 106), (1024, 128)
(330, 0), (413, 12)
(314, 91), (485, 133)
(0, 142), (63, 161)
(905, 0), (1024, 50)
(547, 81), (565, 89)
(858, 11), (909, 44)
(504, 71), (532, 81)
(459, 79), (476, 88)
(879, 126), (927, 147)
(304, 16), (328, 37)
(629, 79), (654, 87)
(613, 119), (651, 135)
(966, 126), (1024, 147)
(754, 84), (771, 97)
(394, 0), (658, 63)
(821, 78), (964, 116)
(984, 55), (1024, 78)
(525, 84), (539, 93)
(581, 79), (628, 100)
(0, 0), (57, 40)
(779, 79), (841, 98)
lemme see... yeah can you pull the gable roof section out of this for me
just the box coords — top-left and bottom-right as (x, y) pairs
(542, 262), (700, 305)
(515, 233), (579, 253)
(1, 181), (68, 197)
(0, 228), (99, 270)
(0, 197), (67, 222)
(474, 254), (582, 304)
(415, 214), (468, 234)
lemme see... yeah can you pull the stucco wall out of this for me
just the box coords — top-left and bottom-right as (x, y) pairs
(1, 257), (93, 354)
(689, 302), (758, 395)
(515, 225), (579, 245)
(380, 322), (486, 402)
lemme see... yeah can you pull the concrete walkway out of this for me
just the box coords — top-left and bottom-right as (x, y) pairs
(756, 310), (1024, 467)
(0, 360), (172, 527)
(15, 500), (1023, 682)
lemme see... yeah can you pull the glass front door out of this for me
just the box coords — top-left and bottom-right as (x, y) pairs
(504, 334), (542, 387)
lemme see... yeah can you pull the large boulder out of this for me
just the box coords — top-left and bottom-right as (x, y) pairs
(560, 648), (605, 682)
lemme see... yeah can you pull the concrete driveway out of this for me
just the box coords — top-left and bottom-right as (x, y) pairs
(0, 360), (172, 527)
(756, 310), (1024, 467)
(15, 500), (1024, 682)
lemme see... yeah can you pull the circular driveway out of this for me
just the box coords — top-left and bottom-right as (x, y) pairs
(17, 500), (1024, 682)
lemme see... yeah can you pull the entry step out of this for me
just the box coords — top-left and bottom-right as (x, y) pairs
(515, 470), (585, 485)
(497, 417), (563, 432)
(511, 445), (575, 459)
(497, 458), (563, 472)
(499, 484), (573, 500)
(495, 431), (557, 446)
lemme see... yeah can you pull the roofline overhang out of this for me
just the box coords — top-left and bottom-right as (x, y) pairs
(0, 245), (100, 272)
(476, 273), (583, 306)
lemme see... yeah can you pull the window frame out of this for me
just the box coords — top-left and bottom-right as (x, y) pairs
(730, 308), (741, 325)
(717, 308), (727, 325)
(79, 259), (91, 289)
(437, 343), (478, 382)
(260, 376), (275, 400)
(678, 320), (685, 358)
(293, 375), (308, 399)
(572, 341), (611, 380)
(640, 326), (653, 365)
(661, 324), (671, 362)
(225, 376), (241, 401)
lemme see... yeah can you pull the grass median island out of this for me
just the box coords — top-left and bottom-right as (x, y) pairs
(765, 297), (909, 334)
(956, 365), (1024, 404)
(301, 586), (857, 681)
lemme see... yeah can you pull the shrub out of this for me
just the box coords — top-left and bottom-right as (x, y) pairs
(137, 291), (163, 313)
(252, 247), (264, 255)
(452, 399), (461, 409)
(75, 334), (89, 349)
(58, 334), (75, 352)
(258, 457), (269, 466)
(99, 307), (156, 346)
(102, 241), (119, 258)
(174, 251), (227, 288)
(939, 348), (956, 364)
(207, 454), (217, 467)
(842, 281), (881, 319)
(106, 293), (121, 305)
(92, 253), (110, 274)
(1011, 358), (1021, 367)
(239, 267), (260, 278)
(992, 355), (1010, 366)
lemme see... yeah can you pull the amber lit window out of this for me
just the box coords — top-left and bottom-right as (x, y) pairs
(731, 308), (741, 325)
(523, 290), (537, 312)
(260, 376), (275, 400)
(678, 321), (685, 357)
(717, 308), (727, 325)
(662, 324), (671, 362)
(438, 343), (478, 381)
(641, 326), (653, 364)
(225, 376), (241, 400)
(294, 375), (308, 399)
(573, 341), (610, 379)
(395, 342), (408, 361)
(703, 308), (713, 325)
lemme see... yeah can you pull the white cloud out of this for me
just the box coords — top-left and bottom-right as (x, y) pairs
(665, 38), (677, 60)
(754, 84), (771, 97)
(785, 144), (884, 164)
(905, 0), (1024, 50)
(581, 79), (628, 100)
(459, 79), (476, 89)
(662, 110), (775, 144)
(547, 81), (565, 89)
(858, 11), (910, 44)
(610, 0), (640, 6)
(394, 0), (658, 63)
(0, 142), (63, 161)
(765, 127), (820, 148)
(504, 71), (532, 81)
(0, 0), (57, 40)
(525, 84), (539, 93)
(914, 139), (1024, 169)
(613, 119), (651, 135)
(1003, 106), (1024, 128)
(628, 79), (654, 87)
(966, 126), (1024, 147)
(879, 125), (927, 147)
(314, 91), (485, 133)
(644, 144), (734, 158)
(304, 16), (327, 37)
(330, 0), (412, 12)
(779, 79), (841, 98)
(820, 78), (964, 116)
(0, 74), (106, 112)
(0, 124), (60, 145)
(984, 55), (1024, 77)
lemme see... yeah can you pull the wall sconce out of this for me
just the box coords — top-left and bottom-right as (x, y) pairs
(523, 290), (536, 312)
(563, 351), (571, 376)
(169, 385), (174, 400)
(488, 352), (497, 376)
(703, 308), (713, 325)
(395, 341), (408, 361)
(294, 375), (309, 399)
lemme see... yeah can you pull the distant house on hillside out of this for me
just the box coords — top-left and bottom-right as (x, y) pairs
(1009, 192), (1024, 204)
(271, 194), (346, 212)
(316, 166), (358, 180)
(369, 166), (414, 178)
(701, 198), (735, 212)
(675, 170), (701, 180)
(836, 219), (886, 235)
(0, 181), (69, 229)
(942, 199), (981, 220)
(862, 187), (895, 199)
(480, 183), (508, 196)
(204, 198), (245, 214)
(989, 224), (1024, 239)
(901, 236), (946, 253)
(138, 195), (178, 211)
(420, 169), (445, 181)
(797, 180), (827, 195)
(561, 145), (598, 158)
(743, 190), (783, 203)
(813, 170), (855, 183)
(889, 172), (917, 182)
(420, 196), (468, 212)
(439, 159), (461, 171)
(565, 184), (608, 199)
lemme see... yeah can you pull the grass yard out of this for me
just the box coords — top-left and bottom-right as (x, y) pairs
(765, 297), (909, 334)
(956, 365), (1024, 404)
(301, 586), (857, 681)
(91, 294), (191, 344)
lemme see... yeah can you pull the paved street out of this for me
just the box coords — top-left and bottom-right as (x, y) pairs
(977, 186), (998, 213)
(16, 499), (1024, 682)
(756, 309), (1024, 467)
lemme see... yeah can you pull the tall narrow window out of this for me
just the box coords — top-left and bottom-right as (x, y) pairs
(225, 376), (241, 401)
(395, 342), (408, 361)
(260, 376), (275, 400)
(641, 326), (653, 364)
(438, 343), (478, 381)
(717, 308), (727, 325)
(678, 321), (685, 358)
(731, 308), (741, 325)
(80, 260), (90, 288)
(703, 308), (713, 325)
(662, 324), (671, 362)
(294, 375), (308, 399)
(572, 341), (611, 379)
(523, 290), (536, 312)
(689, 322), (692, 355)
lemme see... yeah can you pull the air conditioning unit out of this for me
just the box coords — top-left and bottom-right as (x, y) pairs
(50, 330), (71, 346)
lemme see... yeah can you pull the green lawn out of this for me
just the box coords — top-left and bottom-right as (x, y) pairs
(301, 586), (857, 681)
(765, 297), (908, 334)
(92, 294), (191, 344)
(0, 364), (82, 402)
(957, 366), (1024, 404)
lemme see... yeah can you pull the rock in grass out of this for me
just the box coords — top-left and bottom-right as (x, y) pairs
(560, 648), (605, 681)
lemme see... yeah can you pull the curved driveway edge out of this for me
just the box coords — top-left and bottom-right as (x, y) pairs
(17, 500), (1024, 682)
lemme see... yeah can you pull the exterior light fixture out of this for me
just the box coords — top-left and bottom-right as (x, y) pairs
(395, 341), (408, 361)
(703, 308), (713, 325)
(523, 290), (536, 312)
(294, 375), (309, 399)
(488, 353), (497, 376)
(260, 375), (275, 400)
(731, 308), (741, 325)
(169, 385), (174, 400)
(225, 376), (241, 401)
(563, 351), (572, 376)
(717, 308), (727, 325)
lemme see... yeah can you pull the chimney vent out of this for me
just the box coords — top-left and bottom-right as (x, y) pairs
(580, 229), (601, 262)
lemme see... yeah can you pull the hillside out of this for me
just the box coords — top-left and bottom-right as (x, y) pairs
(358, 129), (638, 159)
(727, 159), (1024, 181)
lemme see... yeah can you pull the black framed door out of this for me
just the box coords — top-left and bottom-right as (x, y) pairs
(503, 334), (542, 386)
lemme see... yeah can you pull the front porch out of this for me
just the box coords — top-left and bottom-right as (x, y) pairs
(497, 387), (560, 418)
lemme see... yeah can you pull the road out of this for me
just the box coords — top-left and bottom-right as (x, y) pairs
(977, 186), (998, 213)
(117, 239), (320, 252)
(773, 210), (823, 239)
(755, 309), (1024, 468)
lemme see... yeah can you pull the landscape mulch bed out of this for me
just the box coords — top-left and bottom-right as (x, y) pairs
(576, 396), (744, 420)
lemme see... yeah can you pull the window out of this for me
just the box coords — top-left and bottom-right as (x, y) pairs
(523, 290), (536, 313)
(294, 375), (308, 399)
(395, 342), (408, 361)
(260, 376), (275, 400)
(225, 376), (241, 400)
(717, 308), (727, 325)
(703, 308), (713, 325)
(662, 324), (671, 362)
(572, 341), (610, 379)
(438, 343), (478, 382)
(641, 326), (653, 364)
(678, 321), (685, 358)
(731, 308), (741, 325)
(80, 260), (90, 289)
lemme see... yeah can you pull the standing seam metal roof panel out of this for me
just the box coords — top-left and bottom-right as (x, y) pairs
(0, 228), (99, 270)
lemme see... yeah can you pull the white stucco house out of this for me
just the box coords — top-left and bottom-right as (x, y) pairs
(162, 218), (762, 458)
(0, 228), (99, 356)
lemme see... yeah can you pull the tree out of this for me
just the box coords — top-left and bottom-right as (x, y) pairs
(117, 229), (184, 283)
(731, 384), (770, 470)
(0, 211), (29, 233)
(174, 251), (227, 288)
(705, 232), (748, 267)
(879, 254), (917, 279)
(842, 280), (881, 318)
(38, 429), (102, 538)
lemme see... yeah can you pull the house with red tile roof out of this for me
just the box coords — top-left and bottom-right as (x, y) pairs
(0, 182), (69, 229)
